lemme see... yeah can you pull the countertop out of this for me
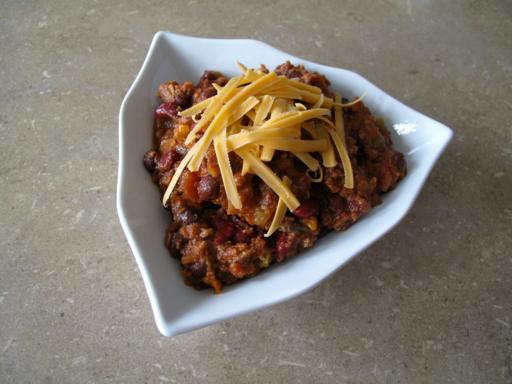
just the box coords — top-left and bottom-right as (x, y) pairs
(1, 1), (511, 383)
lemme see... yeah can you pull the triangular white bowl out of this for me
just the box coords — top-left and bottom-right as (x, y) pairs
(117, 31), (453, 336)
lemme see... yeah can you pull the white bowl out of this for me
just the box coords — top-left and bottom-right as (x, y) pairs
(117, 31), (453, 336)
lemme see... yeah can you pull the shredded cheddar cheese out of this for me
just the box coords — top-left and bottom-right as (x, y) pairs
(260, 98), (289, 161)
(295, 152), (320, 171)
(163, 62), (363, 232)
(265, 176), (292, 237)
(317, 123), (336, 168)
(214, 128), (242, 209)
(333, 93), (354, 188)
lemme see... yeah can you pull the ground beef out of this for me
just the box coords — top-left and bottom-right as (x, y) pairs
(144, 62), (406, 293)
(275, 61), (332, 95)
(158, 80), (194, 108)
(192, 71), (229, 103)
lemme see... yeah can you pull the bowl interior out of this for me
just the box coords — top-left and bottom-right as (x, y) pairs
(118, 32), (452, 336)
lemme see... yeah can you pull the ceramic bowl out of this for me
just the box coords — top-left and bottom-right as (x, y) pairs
(117, 31), (453, 336)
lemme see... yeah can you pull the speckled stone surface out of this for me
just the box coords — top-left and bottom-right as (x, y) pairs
(1, 1), (511, 383)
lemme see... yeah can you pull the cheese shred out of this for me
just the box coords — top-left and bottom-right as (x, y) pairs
(214, 128), (242, 209)
(332, 93), (354, 189)
(265, 176), (292, 237)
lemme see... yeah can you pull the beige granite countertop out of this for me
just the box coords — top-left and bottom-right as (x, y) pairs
(1, 1), (511, 383)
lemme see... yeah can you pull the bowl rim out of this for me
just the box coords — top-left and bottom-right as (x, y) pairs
(117, 31), (454, 336)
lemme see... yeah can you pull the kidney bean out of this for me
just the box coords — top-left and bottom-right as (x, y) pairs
(165, 231), (185, 258)
(143, 150), (158, 172)
(293, 200), (320, 218)
(155, 102), (178, 119)
(157, 151), (173, 172)
(197, 176), (220, 202)
(157, 148), (184, 172)
(171, 148), (185, 162)
(188, 261), (207, 278)
(174, 144), (188, 157)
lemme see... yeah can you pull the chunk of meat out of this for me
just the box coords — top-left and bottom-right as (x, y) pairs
(158, 80), (194, 108)
(197, 175), (220, 202)
(275, 61), (331, 94)
(193, 71), (229, 103)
